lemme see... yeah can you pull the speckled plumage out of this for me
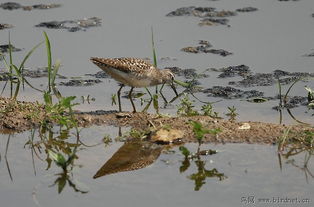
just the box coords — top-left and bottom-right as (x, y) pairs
(90, 57), (177, 112)
(90, 57), (174, 87)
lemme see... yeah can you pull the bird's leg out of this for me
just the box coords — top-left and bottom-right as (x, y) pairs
(128, 87), (136, 113)
(170, 82), (179, 97)
(117, 84), (124, 112)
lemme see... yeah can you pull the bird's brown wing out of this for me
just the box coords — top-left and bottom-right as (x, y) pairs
(90, 57), (154, 77)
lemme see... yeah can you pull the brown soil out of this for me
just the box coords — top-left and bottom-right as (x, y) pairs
(0, 97), (312, 144)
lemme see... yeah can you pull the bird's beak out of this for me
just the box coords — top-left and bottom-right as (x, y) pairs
(170, 81), (178, 96)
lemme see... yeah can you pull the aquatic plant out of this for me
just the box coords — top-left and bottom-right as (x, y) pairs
(201, 102), (219, 118)
(305, 87), (314, 109)
(178, 121), (225, 191)
(277, 128), (314, 182)
(226, 106), (238, 121)
(1, 32), (43, 99)
(177, 94), (199, 116)
(190, 120), (221, 143)
(25, 127), (86, 194)
(276, 78), (312, 124)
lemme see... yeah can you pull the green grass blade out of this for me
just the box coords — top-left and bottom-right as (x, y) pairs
(8, 31), (13, 74)
(151, 27), (157, 67)
(1, 80), (8, 95)
(44, 31), (52, 92)
(11, 64), (42, 93)
(13, 81), (20, 99)
(153, 94), (159, 114)
(18, 41), (43, 72)
(51, 59), (61, 86)
(284, 78), (303, 104)
(174, 79), (190, 87)
(151, 27), (158, 93)
(11, 64), (22, 80)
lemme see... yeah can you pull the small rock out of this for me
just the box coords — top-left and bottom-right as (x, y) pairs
(238, 123), (251, 130)
(151, 128), (184, 144)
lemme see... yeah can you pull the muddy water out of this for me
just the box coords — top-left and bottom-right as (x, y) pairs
(0, 126), (312, 207)
(0, 0), (314, 124)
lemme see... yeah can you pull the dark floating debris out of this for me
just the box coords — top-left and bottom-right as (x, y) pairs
(166, 66), (209, 79)
(0, 2), (21, 10)
(213, 65), (251, 78)
(22, 68), (67, 79)
(85, 71), (109, 79)
(247, 97), (269, 103)
(203, 86), (264, 99)
(35, 17), (101, 32)
(199, 18), (229, 26)
(206, 49), (233, 57)
(181, 40), (232, 56)
(0, 23), (13, 30)
(0, 67), (67, 79)
(167, 6), (256, 27)
(213, 67), (314, 87)
(181, 40), (212, 53)
(166, 6), (215, 17)
(236, 7), (258, 12)
(0, 2), (61, 10)
(303, 50), (314, 57)
(0, 44), (22, 53)
(166, 7), (236, 18)
(0, 71), (12, 81)
(59, 79), (102, 86)
(229, 73), (275, 87)
(272, 96), (308, 110)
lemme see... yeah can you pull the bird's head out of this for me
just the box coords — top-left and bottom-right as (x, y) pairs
(161, 69), (178, 96)
(161, 69), (175, 84)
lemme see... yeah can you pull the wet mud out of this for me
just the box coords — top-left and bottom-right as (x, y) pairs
(212, 65), (251, 78)
(85, 71), (110, 79)
(59, 79), (102, 86)
(22, 67), (67, 79)
(167, 6), (256, 26)
(0, 2), (61, 11)
(203, 86), (263, 99)
(236, 7), (258, 13)
(166, 66), (208, 79)
(181, 40), (232, 56)
(35, 17), (101, 32)
(0, 97), (313, 145)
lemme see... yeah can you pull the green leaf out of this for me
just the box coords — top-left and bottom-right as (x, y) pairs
(174, 79), (190, 88)
(18, 41), (43, 72)
(60, 96), (76, 108)
(51, 59), (61, 86)
(151, 27), (157, 67)
(44, 91), (52, 105)
(57, 177), (66, 194)
(179, 146), (190, 157)
(44, 31), (52, 92)
(153, 94), (159, 113)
